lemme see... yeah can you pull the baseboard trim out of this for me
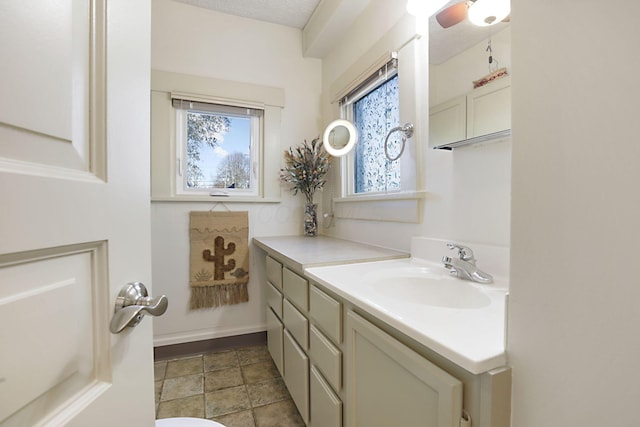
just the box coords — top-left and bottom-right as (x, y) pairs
(153, 323), (267, 347)
(154, 331), (267, 361)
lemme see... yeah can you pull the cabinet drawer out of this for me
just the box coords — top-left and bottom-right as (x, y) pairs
(284, 330), (309, 424)
(310, 324), (342, 391)
(266, 307), (284, 375)
(309, 285), (342, 343)
(310, 365), (342, 427)
(283, 267), (308, 311)
(266, 280), (283, 319)
(283, 298), (309, 350)
(266, 256), (283, 289)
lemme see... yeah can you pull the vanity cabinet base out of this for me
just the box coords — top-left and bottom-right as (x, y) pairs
(257, 244), (510, 427)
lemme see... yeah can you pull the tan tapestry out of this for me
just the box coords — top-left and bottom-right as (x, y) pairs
(189, 211), (249, 309)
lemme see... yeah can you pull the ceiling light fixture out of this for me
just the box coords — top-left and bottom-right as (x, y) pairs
(468, 0), (510, 27)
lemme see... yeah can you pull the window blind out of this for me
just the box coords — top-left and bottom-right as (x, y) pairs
(171, 92), (264, 117)
(332, 51), (398, 106)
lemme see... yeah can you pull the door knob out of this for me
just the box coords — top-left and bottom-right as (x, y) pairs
(110, 282), (168, 334)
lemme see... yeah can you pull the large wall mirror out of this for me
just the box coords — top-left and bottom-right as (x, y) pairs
(428, 0), (511, 149)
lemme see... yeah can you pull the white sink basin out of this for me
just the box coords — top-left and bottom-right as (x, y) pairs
(305, 258), (509, 374)
(363, 267), (491, 309)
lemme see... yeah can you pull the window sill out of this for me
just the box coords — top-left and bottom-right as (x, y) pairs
(151, 195), (281, 203)
(333, 191), (425, 223)
(335, 190), (426, 203)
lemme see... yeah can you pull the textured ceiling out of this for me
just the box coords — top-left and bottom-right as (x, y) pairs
(172, 0), (509, 64)
(173, 0), (322, 29)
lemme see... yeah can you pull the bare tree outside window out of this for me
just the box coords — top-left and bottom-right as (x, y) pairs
(172, 94), (266, 198)
(184, 110), (253, 191)
(186, 111), (230, 188)
(215, 152), (251, 189)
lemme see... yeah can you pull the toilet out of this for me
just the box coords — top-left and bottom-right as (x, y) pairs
(155, 417), (225, 427)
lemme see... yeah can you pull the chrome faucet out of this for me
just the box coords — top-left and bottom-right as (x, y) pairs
(442, 242), (493, 284)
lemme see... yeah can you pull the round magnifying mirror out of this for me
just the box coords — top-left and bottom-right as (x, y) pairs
(323, 119), (357, 157)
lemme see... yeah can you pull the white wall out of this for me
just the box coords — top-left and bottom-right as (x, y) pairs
(150, 0), (322, 345)
(320, 0), (511, 252)
(509, 1), (640, 425)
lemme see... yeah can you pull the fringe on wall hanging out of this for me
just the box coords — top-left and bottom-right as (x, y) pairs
(189, 211), (249, 309)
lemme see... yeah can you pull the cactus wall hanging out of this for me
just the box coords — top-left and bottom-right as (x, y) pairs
(189, 211), (249, 309)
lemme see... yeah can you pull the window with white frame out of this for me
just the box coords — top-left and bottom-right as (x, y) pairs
(173, 99), (263, 196)
(150, 70), (284, 202)
(328, 27), (424, 223)
(341, 56), (403, 195)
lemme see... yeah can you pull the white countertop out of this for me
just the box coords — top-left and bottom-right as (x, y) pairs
(253, 235), (408, 271)
(305, 257), (508, 374)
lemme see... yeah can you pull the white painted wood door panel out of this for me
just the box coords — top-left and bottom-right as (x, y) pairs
(0, 1), (153, 426)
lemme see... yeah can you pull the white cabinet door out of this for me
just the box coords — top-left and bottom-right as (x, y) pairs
(310, 366), (342, 427)
(266, 307), (284, 375)
(429, 95), (467, 146)
(283, 330), (310, 424)
(0, 1), (154, 426)
(466, 77), (511, 138)
(345, 312), (463, 427)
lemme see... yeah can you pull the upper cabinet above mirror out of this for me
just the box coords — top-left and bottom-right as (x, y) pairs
(428, 7), (510, 149)
(430, 75), (510, 150)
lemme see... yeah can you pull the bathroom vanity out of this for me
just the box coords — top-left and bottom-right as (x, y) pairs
(253, 235), (511, 427)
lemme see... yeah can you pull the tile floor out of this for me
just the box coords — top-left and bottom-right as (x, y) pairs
(154, 345), (305, 427)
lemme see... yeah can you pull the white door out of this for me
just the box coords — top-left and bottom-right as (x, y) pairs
(0, 1), (155, 426)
